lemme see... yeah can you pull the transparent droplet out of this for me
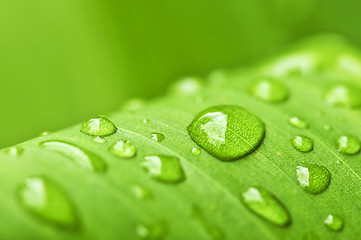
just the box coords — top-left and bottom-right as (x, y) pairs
(240, 187), (291, 226)
(303, 232), (320, 240)
(324, 214), (344, 231)
(150, 133), (164, 142)
(92, 136), (106, 144)
(109, 140), (136, 158)
(3, 146), (24, 157)
(143, 119), (150, 124)
(122, 98), (144, 112)
(130, 184), (151, 200)
(291, 135), (314, 152)
(325, 83), (361, 108)
(141, 155), (185, 183)
(187, 105), (265, 161)
(40, 141), (107, 172)
(248, 77), (288, 102)
(288, 117), (308, 129)
(17, 176), (78, 229)
(208, 69), (227, 86)
(136, 222), (167, 240)
(296, 164), (331, 194)
(169, 76), (203, 95)
(40, 131), (51, 136)
(80, 116), (117, 137)
(324, 125), (332, 131)
(191, 147), (201, 156)
(336, 135), (361, 155)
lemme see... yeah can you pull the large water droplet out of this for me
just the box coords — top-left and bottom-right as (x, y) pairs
(325, 83), (361, 108)
(110, 140), (136, 158)
(291, 135), (313, 152)
(17, 176), (78, 229)
(141, 155), (185, 183)
(324, 214), (344, 231)
(136, 222), (167, 240)
(296, 164), (331, 194)
(3, 146), (24, 157)
(240, 187), (291, 226)
(303, 232), (319, 240)
(80, 116), (117, 137)
(288, 117), (308, 129)
(248, 77), (288, 102)
(336, 135), (361, 155)
(150, 133), (164, 142)
(40, 141), (107, 172)
(187, 105), (265, 161)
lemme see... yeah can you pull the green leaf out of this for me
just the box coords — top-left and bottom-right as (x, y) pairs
(1, 35), (361, 239)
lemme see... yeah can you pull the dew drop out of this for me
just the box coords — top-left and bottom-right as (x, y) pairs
(187, 105), (265, 161)
(248, 77), (288, 103)
(150, 133), (164, 142)
(130, 184), (151, 200)
(324, 124), (332, 131)
(288, 117), (308, 129)
(141, 155), (185, 183)
(92, 136), (106, 144)
(136, 222), (167, 240)
(3, 146), (24, 157)
(303, 232), (319, 240)
(324, 214), (344, 231)
(191, 147), (201, 156)
(109, 140), (136, 158)
(80, 116), (117, 137)
(169, 76), (203, 95)
(325, 83), (361, 108)
(17, 176), (78, 229)
(336, 135), (361, 155)
(40, 131), (51, 136)
(123, 98), (144, 112)
(240, 187), (291, 226)
(291, 135), (313, 152)
(143, 119), (150, 124)
(40, 141), (107, 172)
(296, 164), (331, 194)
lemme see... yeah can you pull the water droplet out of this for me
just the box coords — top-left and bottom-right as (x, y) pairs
(80, 116), (117, 137)
(150, 133), (164, 142)
(3, 146), (24, 157)
(169, 76), (202, 95)
(288, 117), (308, 129)
(141, 155), (185, 183)
(143, 119), (149, 124)
(240, 187), (291, 226)
(324, 124), (332, 131)
(303, 232), (319, 240)
(92, 136), (106, 143)
(17, 176), (78, 229)
(191, 147), (201, 156)
(324, 214), (344, 231)
(336, 135), (361, 155)
(296, 164), (331, 194)
(325, 83), (361, 108)
(187, 105), (265, 161)
(109, 140), (136, 158)
(130, 184), (151, 200)
(291, 135), (313, 152)
(248, 77), (288, 102)
(123, 98), (144, 112)
(40, 131), (51, 136)
(208, 69), (227, 86)
(40, 141), (107, 172)
(136, 222), (167, 240)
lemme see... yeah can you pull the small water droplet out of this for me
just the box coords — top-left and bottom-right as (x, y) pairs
(143, 119), (150, 124)
(17, 176), (78, 229)
(187, 105), (265, 161)
(288, 117), (308, 129)
(325, 83), (361, 108)
(336, 135), (361, 155)
(109, 140), (136, 158)
(291, 135), (313, 152)
(136, 222), (167, 240)
(80, 116), (117, 137)
(92, 136), (106, 143)
(123, 99), (144, 112)
(296, 164), (331, 194)
(169, 76), (202, 95)
(248, 77), (288, 102)
(141, 155), (185, 183)
(40, 131), (51, 136)
(208, 69), (227, 86)
(150, 133), (164, 142)
(40, 141), (107, 172)
(324, 124), (332, 131)
(130, 184), (151, 200)
(191, 147), (201, 156)
(240, 187), (291, 226)
(303, 232), (319, 240)
(3, 146), (24, 157)
(324, 214), (344, 231)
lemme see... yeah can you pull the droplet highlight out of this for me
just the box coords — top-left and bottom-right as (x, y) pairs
(136, 222), (167, 240)
(296, 164), (331, 194)
(3, 146), (24, 157)
(325, 83), (361, 108)
(110, 140), (136, 158)
(336, 135), (361, 155)
(92, 136), (106, 144)
(191, 147), (201, 156)
(291, 135), (313, 152)
(80, 116), (117, 137)
(324, 214), (344, 231)
(187, 105), (265, 161)
(288, 117), (308, 129)
(248, 77), (288, 102)
(130, 184), (151, 200)
(240, 187), (291, 226)
(150, 133), (164, 142)
(141, 155), (185, 183)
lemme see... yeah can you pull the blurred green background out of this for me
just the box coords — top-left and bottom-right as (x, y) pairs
(1, 0), (361, 148)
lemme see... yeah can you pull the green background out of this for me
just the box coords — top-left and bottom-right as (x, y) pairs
(1, 0), (360, 148)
